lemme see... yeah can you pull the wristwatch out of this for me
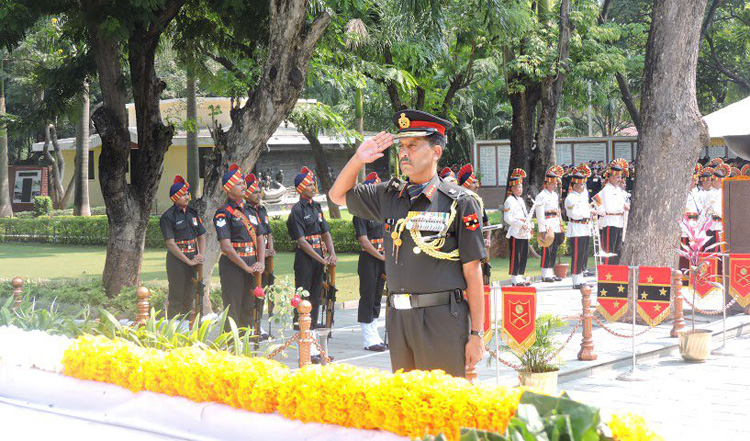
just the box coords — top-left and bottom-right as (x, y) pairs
(470, 330), (484, 338)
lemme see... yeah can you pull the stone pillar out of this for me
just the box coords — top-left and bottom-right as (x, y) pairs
(136, 287), (150, 326)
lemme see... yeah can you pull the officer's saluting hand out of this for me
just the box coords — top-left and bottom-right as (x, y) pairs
(330, 110), (486, 378)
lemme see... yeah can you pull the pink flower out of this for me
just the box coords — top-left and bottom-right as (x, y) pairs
(253, 286), (265, 299)
(291, 294), (301, 308)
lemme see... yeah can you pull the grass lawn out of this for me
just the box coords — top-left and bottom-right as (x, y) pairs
(0, 242), (585, 302)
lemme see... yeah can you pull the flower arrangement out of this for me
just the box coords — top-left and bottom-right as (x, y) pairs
(678, 216), (723, 331)
(609, 412), (665, 441)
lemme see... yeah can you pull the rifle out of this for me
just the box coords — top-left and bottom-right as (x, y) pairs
(190, 263), (205, 330)
(319, 264), (337, 331)
(265, 254), (275, 336)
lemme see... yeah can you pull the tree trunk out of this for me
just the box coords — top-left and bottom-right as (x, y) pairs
(195, 0), (331, 289)
(43, 124), (67, 209)
(532, 0), (572, 194)
(86, 2), (181, 297)
(355, 86), (365, 183)
(74, 80), (91, 216)
(0, 56), (12, 218)
(620, 0), (709, 269)
(507, 86), (540, 191)
(186, 65), (200, 194)
(304, 130), (340, 219)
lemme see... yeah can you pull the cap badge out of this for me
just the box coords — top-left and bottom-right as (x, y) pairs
(398, 113), (410, 129)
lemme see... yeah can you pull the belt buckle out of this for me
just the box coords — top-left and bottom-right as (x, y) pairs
(392, 294), (412, 310)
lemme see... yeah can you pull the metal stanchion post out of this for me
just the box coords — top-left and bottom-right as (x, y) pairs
(712, 252), (731, 356)
(494, 283), (500, 385)
(617, 266), (647, 381)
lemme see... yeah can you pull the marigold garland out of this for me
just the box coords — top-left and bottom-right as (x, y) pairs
(60, 335), (660, 441)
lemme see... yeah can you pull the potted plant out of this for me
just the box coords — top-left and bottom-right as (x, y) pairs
(677, 216), (721, 362)
(502, 314), (566, 395)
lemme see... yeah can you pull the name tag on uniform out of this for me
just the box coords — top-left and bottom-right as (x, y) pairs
(405, 211), (450, 232)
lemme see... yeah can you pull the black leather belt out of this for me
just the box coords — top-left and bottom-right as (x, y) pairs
(712, 215), (722, 221)
(570, 219), (589, 224)
(387, 290), (461, 309)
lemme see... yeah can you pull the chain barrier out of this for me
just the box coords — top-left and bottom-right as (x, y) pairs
(266, 334), (299, 360)
(487, 316), (582, 370)
(681, 295), (737, 316)
(593, 313), (652, 338)
(310, 339), (331, 364)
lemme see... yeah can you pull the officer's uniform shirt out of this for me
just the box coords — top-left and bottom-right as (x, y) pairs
(247, 203), (272, 237)
(593, 183), (627, 228)
(287, 197), (330, 256)
(535, 189), (562, 233)
(564, 190), (591, 238)
(353, 216), (385, 252)
(504, 195), (532, 240)
(345, 174), (486, 294)
(214, 199), (258, 265)
(707, 187), (723, 231)
(159, 205), (206, 254)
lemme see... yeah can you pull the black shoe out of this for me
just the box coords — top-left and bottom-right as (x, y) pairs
(310, 354), (335, 364)
(542, 277), (555, 283)
(523, 281), (532, 286)
(259, 333), (270, 341)
(573, 283), (588, 290)
(365, 343), (387, 352)
(583, 270), (595, 277)
(553, 276), (563, 282)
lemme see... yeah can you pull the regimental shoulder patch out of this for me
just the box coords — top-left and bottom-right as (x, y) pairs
(216, 218), (227, 227)
(463, 213), (480, 231)
(192, 217), (198, 226)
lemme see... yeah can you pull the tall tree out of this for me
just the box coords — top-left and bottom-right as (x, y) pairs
(0, 54), (11, 218)
(176, 0), (331, 280)
(620, 0), (710, 267)
(73, 79), (90, 216)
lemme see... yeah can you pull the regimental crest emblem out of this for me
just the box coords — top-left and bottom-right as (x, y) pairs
(729, 254), (750, 307)
(398, 113), (410, 129)
(501, 286), (537, 357)
(596, 264), (629, 322)
(462, 213), (480, 231)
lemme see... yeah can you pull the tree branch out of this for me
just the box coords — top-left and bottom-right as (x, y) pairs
(705, 33), (750, 91)
(207, 53), (248, 83)
(700, 0), (723, 39)
(598, 0), (612, 24)
(616, 72), (641, 131)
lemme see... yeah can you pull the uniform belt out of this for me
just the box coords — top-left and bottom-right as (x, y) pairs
(685, 213), (698, 220)
(229, 242), (256, 257)
(176, 239), (196, 253)
(570, 218), (589, 224)
(605, 212), (624, 216)
(369, 238), (384, 252)
(544, 211), (559, 217)
(305, 234), (322, 249)
(387, 290), (462, 310)
(712, 215), (722, 221)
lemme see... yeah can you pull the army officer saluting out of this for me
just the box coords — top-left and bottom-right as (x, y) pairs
(329, 110), (486, 378)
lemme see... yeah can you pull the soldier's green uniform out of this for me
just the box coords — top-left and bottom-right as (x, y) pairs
(346, 170), (486, 377)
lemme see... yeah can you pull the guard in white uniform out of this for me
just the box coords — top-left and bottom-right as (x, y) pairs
(680, 165), (705, 285)
(536, 166), (564, 282)
(504, 169), (532, 286)
(565, 165), (594, 288)
(706, 163), (728, 249)
(592, 159), (630, 265)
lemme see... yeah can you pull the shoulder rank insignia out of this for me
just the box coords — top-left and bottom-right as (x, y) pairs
(463, 213), (480, 231)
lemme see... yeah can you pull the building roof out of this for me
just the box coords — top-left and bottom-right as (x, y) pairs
(703, 95), (750, 138)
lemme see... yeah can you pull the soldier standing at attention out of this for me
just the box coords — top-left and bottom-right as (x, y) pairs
(329, 110), (486, 378)
(354, 172), (387, 352)
(592, 159), (630, 265)
(565, 166), (594, 289)
(536, 166), (564, 283)
(504, 169), (533, 286)
(159, 176), (206, 318)
(214, 164), (265, 330)
(286, 168), (337, 329)
(457, 164), (490, 248)
(244, 172), (272, 339)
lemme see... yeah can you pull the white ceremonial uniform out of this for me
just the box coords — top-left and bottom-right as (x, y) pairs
(535, 189), (562, 234)
(504, 195), (532, 240)
(593, 183), (628, 228)
(707, 187), (723, 232)
(565, 191), (591, 239)
(682, 187), (703, 237)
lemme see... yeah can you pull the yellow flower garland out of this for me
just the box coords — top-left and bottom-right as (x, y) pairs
(61, 335), (660, 441)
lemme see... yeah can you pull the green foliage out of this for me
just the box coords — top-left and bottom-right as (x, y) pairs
(288, 101), (362, 142)
(0, 295), (98, 337)
(502, 314), (568, 373)
(421, 391), (603, 441)
(33, 196), (52, 217)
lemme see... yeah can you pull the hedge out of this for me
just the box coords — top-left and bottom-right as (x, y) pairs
(0, 215), (580, 257)
(0, 215), (362, 253)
